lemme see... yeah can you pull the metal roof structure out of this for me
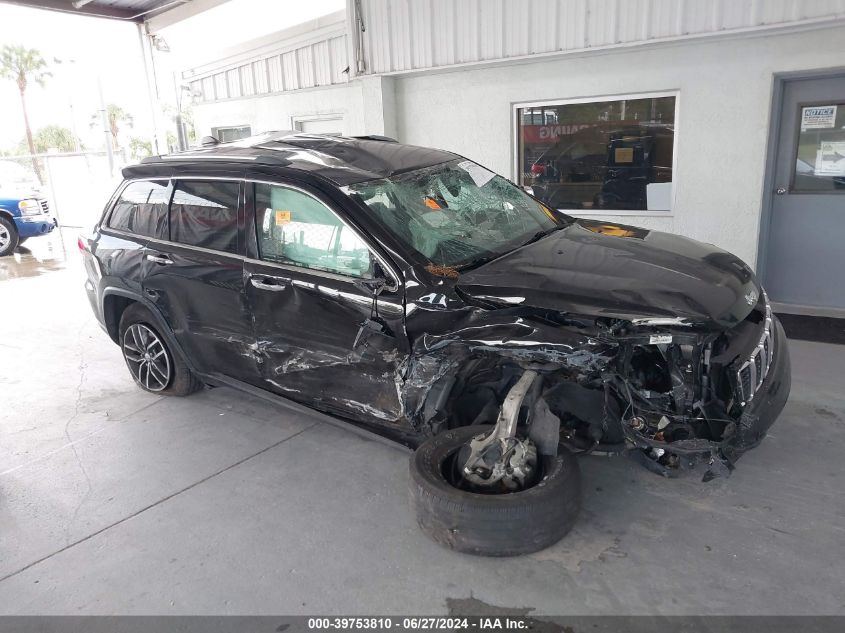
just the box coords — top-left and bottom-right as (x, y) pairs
(0, 0), (178, 20)
(0, 0), (227, 23)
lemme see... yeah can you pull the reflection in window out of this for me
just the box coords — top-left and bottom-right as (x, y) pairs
(255, 184), (371, 278)
(170, 180), (240, 253)
(517, 96), (676, 211)
(109, 180), (169, 238)
(793, 103), (845, 192)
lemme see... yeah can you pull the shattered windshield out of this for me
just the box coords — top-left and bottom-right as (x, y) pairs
(346, 159), (567, 268)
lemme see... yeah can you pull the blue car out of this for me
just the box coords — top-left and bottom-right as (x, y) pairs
(0, 160), (56, 256)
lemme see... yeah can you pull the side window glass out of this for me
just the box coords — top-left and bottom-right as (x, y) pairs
(170, 180), (240, 254)
(255, 183), (372, 278)
(108, 180), (169, 238)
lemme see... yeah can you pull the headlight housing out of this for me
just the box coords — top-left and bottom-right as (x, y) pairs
(18, 199), (42, 216)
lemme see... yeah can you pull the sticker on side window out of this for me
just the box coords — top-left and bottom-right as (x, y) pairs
(457, 160), (495, 187)
(275, 210), (291, 225)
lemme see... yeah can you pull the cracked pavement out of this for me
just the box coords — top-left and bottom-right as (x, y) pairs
(1, 230), (844, 615)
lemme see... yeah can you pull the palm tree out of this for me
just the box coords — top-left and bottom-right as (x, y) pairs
(30, 125), (79, 153)
(91, 104), (133, 150)
(0, 45), (51, 184)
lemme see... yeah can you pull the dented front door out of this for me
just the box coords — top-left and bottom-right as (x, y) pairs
(244, 180), (406, 424)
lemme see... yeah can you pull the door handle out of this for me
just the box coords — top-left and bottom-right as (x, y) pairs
(146, 254), (173, 265)
(250, 275), (289, 291)
(776, 187), (787, 195)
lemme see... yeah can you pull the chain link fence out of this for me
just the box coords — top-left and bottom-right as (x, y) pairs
(1, 149), (126, 228)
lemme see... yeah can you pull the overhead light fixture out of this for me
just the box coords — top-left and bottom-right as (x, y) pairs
(151, 35), (170, 52)
(72, 0), (95, 8)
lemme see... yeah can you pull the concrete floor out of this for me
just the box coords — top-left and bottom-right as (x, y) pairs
(1, 229), (843, 615)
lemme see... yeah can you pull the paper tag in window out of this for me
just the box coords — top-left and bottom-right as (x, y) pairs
(801, 105), (836, 130)
(423, 197), (443, 210)
(649, 334), (673, 345)
(275, 210), (291, 225)
(615, 147), (634, 163)
(457, 160), (495, 187)
(815, 141), (845, 176)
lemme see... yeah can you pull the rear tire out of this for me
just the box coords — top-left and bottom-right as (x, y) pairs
(118, 303), (203, 396)
(410, 425), (582, 556)
(0, 217), (19, 257)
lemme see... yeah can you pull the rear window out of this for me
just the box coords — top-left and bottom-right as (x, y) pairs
(169, 180), (240, 254)
(108, 180), (170, 238)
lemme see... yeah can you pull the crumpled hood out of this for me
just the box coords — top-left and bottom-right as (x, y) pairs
(456, 219), (760, 329)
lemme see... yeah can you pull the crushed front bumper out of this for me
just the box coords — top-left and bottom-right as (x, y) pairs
(731, 314), (791, 454)
(625, 314), (791, 479)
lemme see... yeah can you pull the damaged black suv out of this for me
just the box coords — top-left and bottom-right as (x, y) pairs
(81, 132), (790, 556)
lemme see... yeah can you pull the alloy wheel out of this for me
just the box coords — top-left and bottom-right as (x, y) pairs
(0, 224), (10, 251)
(122, 323), (171, 392)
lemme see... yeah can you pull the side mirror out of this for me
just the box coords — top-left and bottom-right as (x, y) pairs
(353, 276), (387, 296)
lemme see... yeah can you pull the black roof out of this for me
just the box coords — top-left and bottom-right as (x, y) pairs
(126, 132), (459, 186)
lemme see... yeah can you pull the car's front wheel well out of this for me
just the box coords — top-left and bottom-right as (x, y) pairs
(103, 295), (136, 344)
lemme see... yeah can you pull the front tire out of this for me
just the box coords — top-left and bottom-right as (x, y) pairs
(0, 217), (19, 257)
(410, 425), (582, 556)
(118, 303), (203, 396)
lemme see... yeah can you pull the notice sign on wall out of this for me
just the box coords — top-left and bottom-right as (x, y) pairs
(801, 105), (837, 130)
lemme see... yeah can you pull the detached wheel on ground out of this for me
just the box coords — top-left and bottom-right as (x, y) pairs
(0, 217), (19, 257)
(118, 303), (203, 396)
(410, 425), (581, 556)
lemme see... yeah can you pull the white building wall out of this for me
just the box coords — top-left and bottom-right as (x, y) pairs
(184, 3), (845, 270)
(393, 24), (845, 268)
(192, 76), (396, 139)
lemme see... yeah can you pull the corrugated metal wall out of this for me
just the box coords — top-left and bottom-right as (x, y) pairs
(186, 0), (845, 102)
(186, 31), (349, 103)
(358, 0), (845, 74)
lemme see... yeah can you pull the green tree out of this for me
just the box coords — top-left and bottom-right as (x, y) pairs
(162, 102), (196, 147)
(0, 45), (51, 183)
(29, 125), (78, 153)
(91, 104), (134, 150)
(128, 136), (153, 160)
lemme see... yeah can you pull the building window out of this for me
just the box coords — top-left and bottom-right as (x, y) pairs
(793, 103), (845, 193)
(293, 116), (343, 135)
(211, 125), (252, 143)
(516, 94), (677, 212)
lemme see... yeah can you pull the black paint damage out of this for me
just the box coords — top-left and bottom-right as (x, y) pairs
(387, 218), (791, 480)
(84, 133), (791, 480)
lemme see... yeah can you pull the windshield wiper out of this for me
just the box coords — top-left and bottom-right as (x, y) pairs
(457, 253), (505, 272)
(520, 223), (567, 247)
(458, 224), (568, 272)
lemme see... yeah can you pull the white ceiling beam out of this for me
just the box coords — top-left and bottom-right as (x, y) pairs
(145, 0), (231, 34)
